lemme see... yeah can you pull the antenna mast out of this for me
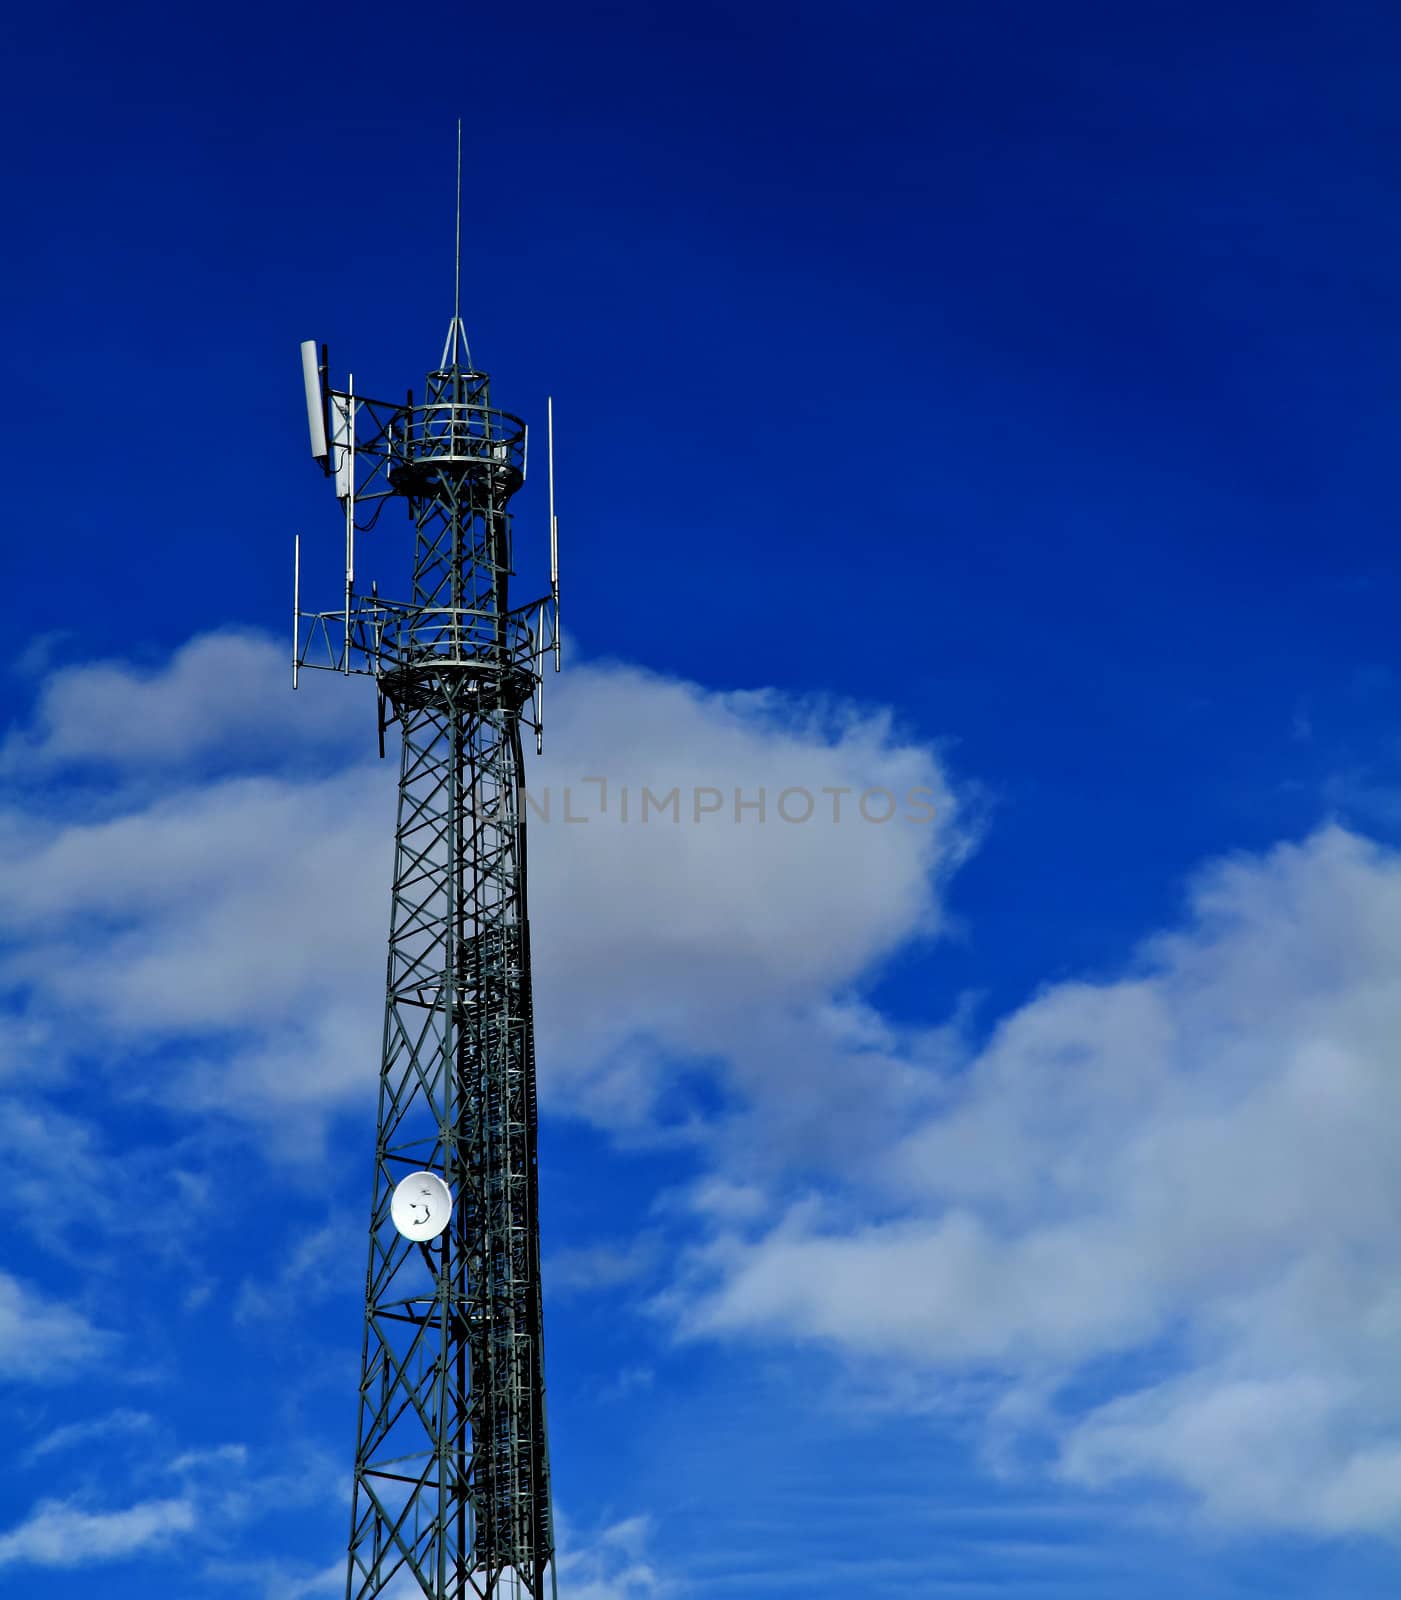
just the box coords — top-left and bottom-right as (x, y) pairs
(443, 119), (469, 371)
(293, 130), (563, 1600)
(454, 118), (462, 341)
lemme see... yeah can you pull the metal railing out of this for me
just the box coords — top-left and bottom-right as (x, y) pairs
(297, 599), (542, 679)
(391, 401), (526, 479)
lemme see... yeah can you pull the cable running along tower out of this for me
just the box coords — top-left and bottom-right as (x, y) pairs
(294, 136), (561, 1600)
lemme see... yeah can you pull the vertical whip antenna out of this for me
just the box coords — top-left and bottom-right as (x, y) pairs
(442, 119), (469, 369)
(548, 396), (560, 670)
(453, 118), (462, 344)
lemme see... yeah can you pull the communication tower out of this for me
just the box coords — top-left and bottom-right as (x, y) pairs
(293, 130), (562, 1600)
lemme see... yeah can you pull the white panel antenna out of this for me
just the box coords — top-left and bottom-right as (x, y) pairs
(331, 390), (353, 501)
(535, 604), (545, 754)
(292, 533), (300, 690)
(300, 340), (328, 461)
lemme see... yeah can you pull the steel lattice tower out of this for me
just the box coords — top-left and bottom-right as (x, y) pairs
(293, 152), (561, 1599)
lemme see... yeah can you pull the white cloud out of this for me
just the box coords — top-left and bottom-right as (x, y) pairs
(1059, 1369), (1401, 1532)
(272, 1561), (345, 1600)
(0, 1495), (193, 1568)
(0, 1011), (51, 1080)
(161, 1437), (347, 1531)
(527, 661), (969, 1138)
(556, 1512), (673, 1599)
(166, 1443), (250, 1475)
(25, 1407), (154, 1462)
(0, 631), (967, 1153)
(204, 1554), (349, 1600)
(0, 1271), (107, 1382)
(0, 1086), (223, 1290)
(241, 1558), (346, 1600)
(545, 1234), (661, 1297)
(0, 628), (364, 776)
(0, 767), (392, 1043)
(673, 826), (1401, 1533)
(233, 1219), (360, 1324)
(7, 1426), (345, 1584)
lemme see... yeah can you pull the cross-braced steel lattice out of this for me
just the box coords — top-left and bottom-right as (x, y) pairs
(295, 282), (560, 1600)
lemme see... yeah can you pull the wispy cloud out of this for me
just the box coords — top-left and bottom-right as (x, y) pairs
(0, 1271), (108, 1382)
(202, 1557), (346, 1600)
(0, 1495), (194, 1568)
(233, 1220), (360, 1325)
(166, 1443), (250, 1476)
(556, 1512), (675, 1599)
(255, 1559), (347, 1600)
(545, 1233), (662, 1296)
(24, 1407), (154, 1462)
(161, 1437), (347, 1531)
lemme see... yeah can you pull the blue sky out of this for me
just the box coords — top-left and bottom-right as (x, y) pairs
(3, 1), (1401, 1594)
